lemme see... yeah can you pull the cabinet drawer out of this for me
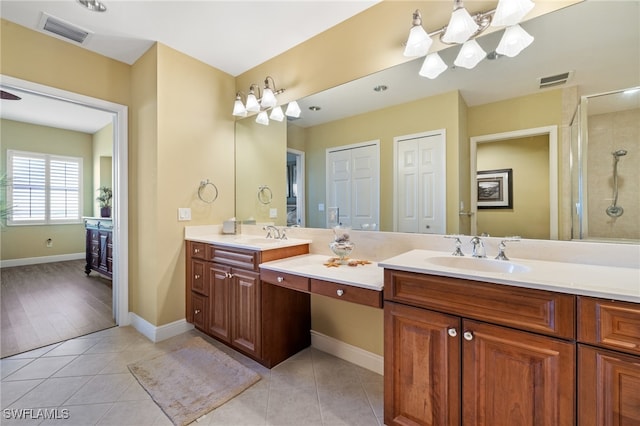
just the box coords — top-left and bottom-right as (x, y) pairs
(190, 259), (208, 296)
(385, 270), (575, 339)
(191, 292), (207, 331)
(212, 246), (258, 270)
(261, 269), (309, 292)
(578, 296), (640, 356)
(189, 242), (207, 260)
(311, 278), (382, 308)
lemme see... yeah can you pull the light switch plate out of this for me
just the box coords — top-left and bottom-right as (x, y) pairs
(178, 208), (191, 221)
(318, 203), (325, 212)
(269, 208), (277, 218)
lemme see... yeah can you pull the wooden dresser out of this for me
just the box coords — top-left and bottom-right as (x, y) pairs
(84, 217), (113, 279)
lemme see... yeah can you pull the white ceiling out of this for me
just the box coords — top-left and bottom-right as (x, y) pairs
(0, 1), (639, 133)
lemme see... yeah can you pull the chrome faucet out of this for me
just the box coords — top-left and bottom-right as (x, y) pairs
(263, 225), (280, 239)
(495, 237), (520, 261)
(470, 236), (486, 258)
(444, 235), (465, 256)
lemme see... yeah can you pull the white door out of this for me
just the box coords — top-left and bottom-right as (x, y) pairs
(395, 131), (446, 234)
(326, 142), (379, 229)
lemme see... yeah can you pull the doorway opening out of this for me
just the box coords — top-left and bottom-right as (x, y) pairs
(1, 75), (129, 343)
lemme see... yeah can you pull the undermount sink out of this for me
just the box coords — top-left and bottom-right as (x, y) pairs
(233, 237), (282, 246)
(426, 256), (531, 274)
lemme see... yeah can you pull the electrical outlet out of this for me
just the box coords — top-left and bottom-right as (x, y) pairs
(269, 208), (277, 218)
(318, 203), (325, 212)
(178, 208), (191, 221)
(46, 238), (53, 248)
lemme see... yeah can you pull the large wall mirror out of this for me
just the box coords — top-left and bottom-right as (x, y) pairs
(235, 1), (639, 242)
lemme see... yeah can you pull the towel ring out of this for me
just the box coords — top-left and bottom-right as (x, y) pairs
(198, 179), (218, 204)
(257, 185), (273, 205)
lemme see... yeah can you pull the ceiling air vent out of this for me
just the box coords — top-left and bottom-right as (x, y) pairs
(538, 71), (574, 89)
(38, 13), (92, 44)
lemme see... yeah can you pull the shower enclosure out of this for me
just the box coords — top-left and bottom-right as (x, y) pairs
(571, 87), (640, 241)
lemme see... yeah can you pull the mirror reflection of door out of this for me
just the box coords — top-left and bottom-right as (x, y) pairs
(394, 130), (446, 234)
(326, 141), (379, 229)
(286, 149), (305, 227)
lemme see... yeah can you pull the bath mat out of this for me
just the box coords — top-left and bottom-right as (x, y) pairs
(128, 336), (261, 426)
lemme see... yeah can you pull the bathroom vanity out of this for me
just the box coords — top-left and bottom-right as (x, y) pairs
(379, 250), (640, 426)
(185, 232), (384, 368)
(84, 217), (113, 278)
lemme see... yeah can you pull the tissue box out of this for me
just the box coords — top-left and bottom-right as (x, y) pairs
(222, 220), (237, 235)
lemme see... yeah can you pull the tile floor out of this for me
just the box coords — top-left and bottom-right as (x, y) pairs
(1, 326), (384, 425)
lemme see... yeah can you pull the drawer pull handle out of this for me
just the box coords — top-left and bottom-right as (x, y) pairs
(463, 331), (474, 341)
(277, 276), (284, 283)
(194, 248), (200, 254)
(447, 328), (457, 337)
(194, 309), (200, 315)
(194, 274), (201, 280)
(225, 272), (234, 279)
(337, 289), (344, 297)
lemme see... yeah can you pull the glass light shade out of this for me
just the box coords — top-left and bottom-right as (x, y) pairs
(454, 39), (486, 69)
(496, 24), (534, 57)
(491, 0), (535, 27)
(269, 106), (285, 122)
(245, 93), (260, 112)
(285, 101), (301, 118)
(232, 98), (247, 117)
(255, 111), (269, 125)
(261, 87), (277, 108)
(404, 25), (432, 57)
(442, 7), (479, 44)
(419, 52), (448, 79)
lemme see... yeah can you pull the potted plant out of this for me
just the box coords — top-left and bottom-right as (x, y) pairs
(96, 186), (113, 218)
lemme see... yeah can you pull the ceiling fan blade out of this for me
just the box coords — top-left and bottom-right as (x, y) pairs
(1, 90), (22, 100)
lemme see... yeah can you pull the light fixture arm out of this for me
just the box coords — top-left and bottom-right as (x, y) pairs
(433, 8), (495, 45)
(248, 83), (262, 99)
(263, 76), (285, 96)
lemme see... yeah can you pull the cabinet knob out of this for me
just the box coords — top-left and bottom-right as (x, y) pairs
(336, 289), (344, 297)
(463, 331), (474, 341)
(447, 328), (458, 337)
(277, 276), (284, 283)
(194, 309), (200, 315)
(194, 248), (200, 254)
(225, 272), (233, 279)
(194, 274), (200, 280)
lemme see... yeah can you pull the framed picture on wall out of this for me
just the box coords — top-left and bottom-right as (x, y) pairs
(477, 168), (513, 209)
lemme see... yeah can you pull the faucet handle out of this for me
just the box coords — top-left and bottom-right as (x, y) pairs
(495, 238), (519, 261)
(444, 235), (465, 256)
(280, 227), (288, 240)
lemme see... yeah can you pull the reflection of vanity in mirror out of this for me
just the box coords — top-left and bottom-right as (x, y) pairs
(235, 1), (639, 242)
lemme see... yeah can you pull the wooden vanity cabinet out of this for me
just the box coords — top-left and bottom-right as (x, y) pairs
(186, 240), (309, 368)
(577, 297), (640, 426)
(84, 218), (113, 278)
(384, 269), (576, 426)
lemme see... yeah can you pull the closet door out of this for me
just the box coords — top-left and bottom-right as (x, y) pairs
(326, 142), (379, 229)
(395, 131), (446, 234)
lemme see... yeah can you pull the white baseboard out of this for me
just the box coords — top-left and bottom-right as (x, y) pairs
(0, 252), (85, 268)
(311, 330), (384, 375)
(129, 313), (194, 343)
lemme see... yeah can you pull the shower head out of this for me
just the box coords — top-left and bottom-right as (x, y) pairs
(613, 149), (628, 157)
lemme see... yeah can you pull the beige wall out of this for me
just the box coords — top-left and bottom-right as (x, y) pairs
(477, 136), (550, 239)
(0, 119), (92, 260)
(93, 123), (113, 217)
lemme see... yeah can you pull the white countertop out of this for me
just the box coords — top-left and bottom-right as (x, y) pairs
(259, 254), (384, 291)
(379, 249), (640, 303)
(185, 233), (312, 251)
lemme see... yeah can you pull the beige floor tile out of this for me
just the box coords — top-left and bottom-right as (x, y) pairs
(95, 400), (169, 426)
(43, 337), (104, 357)
(3, 356), (77, 381)
(40, 403), (112, 426)
(53, 353), (119, 377)
(1, 379), (43, 409)
(8, 376), (90, 408)
(65, 373), (135, 405)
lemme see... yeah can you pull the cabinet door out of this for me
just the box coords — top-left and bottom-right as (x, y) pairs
(384, 301), (460, 426)
(578, 345), (640, 426)
(462, 320), (575, 426)
(207, 263), (230, 342)
(190, 259), (208, 296)
(230, 268), (261, 359)
(191, 292), (207, 331)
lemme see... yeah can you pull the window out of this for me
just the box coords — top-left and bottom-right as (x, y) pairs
(7, 150), (83, 225)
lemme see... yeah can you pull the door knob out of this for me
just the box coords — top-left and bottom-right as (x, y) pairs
(336, 289), (344, 296)
(463, 331), (474, 341)
(447, 328), (457, 337)
(277, 276), (284, 283)
(194, 274), (200, 280)
(194, 309), (200, 315)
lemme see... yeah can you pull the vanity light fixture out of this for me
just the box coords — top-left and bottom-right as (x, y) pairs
(77, 0), (107, 12)
(232, 76), (299, 124)
(404, 0), (535, 78)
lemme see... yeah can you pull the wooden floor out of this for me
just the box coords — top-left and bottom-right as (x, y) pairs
(0, 259), (115, 358)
